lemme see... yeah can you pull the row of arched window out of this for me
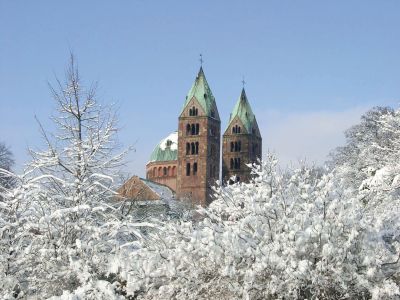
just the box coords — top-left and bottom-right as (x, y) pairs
(232, 125), (241, 134)
(150, 166), (176, 178)
(186, 123), (200, 135)
(230, 141), (241, 152)
(230, 158), (241, 170)
(189, 106), (198, 116)
(186, 162), (198, 176)
(186, 142), (199, 155)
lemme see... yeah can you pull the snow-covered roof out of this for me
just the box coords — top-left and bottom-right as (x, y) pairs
(139, 178), (175, 200)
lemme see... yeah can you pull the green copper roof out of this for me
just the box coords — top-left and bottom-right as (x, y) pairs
(149, 132), (178, 163)
(181, 67), (220, 120)
(227, 88), (258, 134)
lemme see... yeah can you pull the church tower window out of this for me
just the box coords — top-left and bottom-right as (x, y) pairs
(186, 143), (190, 155)
(186, 163), (190, 176)
(193, 162), (198, 175)
(191, 124), (196, 135)
(189, 106), (198, 116)
(186, 124), (191, 135)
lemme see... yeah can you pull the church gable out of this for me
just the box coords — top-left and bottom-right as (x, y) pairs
(179, 97), (206, 118)
(224, 115), (248, 135)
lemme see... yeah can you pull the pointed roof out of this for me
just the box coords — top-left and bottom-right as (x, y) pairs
(181, 67), (219, 120)
(227, 88), (259, 134)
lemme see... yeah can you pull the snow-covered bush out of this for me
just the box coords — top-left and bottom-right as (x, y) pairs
(111, 154), (399, 299)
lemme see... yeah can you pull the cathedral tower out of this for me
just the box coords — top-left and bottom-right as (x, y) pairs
(222, 88), (262, 183)
(177, 67), (221, 206)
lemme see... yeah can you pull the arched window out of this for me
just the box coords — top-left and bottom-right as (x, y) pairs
(191, 142), (195, 155)
(233, 158), (241, 169)
(193, 162), (198, 175)
(230, 142), (234, 152)
(186, 124), (191, 135)
(167, 166), (171, 176)
(238, 141), (241, 152)
(172, 166), (176, 176)
(191, 124), (196, 135)
(195, 142), (199, 154)
(163, 167), (167, 176)
(189, 106), (198, 116)
(186, 143), (190, 155)
(186, 163), (190, 176)
(158, 167), (162, 177)
(195, 123), (199, 135)
(232, 125), (241, 134)
(230, 158), (234, 170)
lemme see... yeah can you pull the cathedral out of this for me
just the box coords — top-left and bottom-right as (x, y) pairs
(145, 66), (262, 206)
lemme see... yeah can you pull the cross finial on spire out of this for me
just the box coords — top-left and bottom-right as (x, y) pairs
(242, 76), (246, 88)
(199, 53), (203, 67)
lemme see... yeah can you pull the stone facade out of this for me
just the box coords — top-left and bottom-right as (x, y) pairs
(146, 161), (177, 191)
(176, 99), (220, 206)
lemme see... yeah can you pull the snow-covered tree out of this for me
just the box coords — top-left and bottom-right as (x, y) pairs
(330, 106), (395, 194)
(0, 55), (149, 299)
(0, 142), (15, 191)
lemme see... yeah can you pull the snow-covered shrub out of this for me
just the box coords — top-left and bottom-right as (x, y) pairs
(113, 154), (399, 299)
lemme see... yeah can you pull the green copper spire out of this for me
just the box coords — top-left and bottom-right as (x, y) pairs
(181, 67), (220, 120)
(226, 88), (259, 135)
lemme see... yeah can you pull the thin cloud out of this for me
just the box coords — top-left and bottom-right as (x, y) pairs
(259, 107), (369, 166)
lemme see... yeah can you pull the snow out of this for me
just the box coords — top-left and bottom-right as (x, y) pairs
(140, 178), (174, 200)
(158, 131), (178, 151)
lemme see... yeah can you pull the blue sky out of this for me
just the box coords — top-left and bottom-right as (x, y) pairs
(1, 1), (400, 175)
